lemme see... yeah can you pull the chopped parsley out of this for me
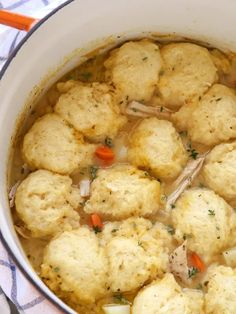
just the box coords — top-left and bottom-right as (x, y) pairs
(93, 226), (102, 234)
(53, 267), (60, 273)
(180, 131), (188, 137)
(160, 106), (164, 112)
(132, 107), (138, 112)
(142, 56), (148, 61)
(171, 204), (176, 209)
(208, 209), (215, 216)
(196, 283), (203, 290)
(138, 241), (144, 248)
(111, 229), (118, 233)
(183, 233), (192, 240)
(199, 183), (205, 188)
(188, 267), (199, 278)
(90, 166), (98, 180)
(161, 194), (167, 201)
(216, 97), (222, 102)
(113, 293), (129, 305)
(167, 225), (175, 235)
(105, 137), (113, 148)
(187, 143), (199, 159)
(80, 72), (92, 81)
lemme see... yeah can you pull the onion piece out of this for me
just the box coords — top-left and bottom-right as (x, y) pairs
(125, 101), (173, 119)
(79, 179), (91, 197)
(8, 181), (21, 208)
(102, 304), (130, 314)
(169, 241), (189, 283)
(166, 152), (209, 211)
(14, 225), (30, 239)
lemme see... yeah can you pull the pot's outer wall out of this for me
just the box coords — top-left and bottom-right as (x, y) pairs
(1, 0), (236, 312)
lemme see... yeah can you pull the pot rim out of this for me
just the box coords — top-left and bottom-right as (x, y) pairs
(0, 0), (75, 313)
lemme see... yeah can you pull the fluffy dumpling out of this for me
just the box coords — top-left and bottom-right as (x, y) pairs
(101, 217), (173, 293)
(22, 113), (96, 175)
(205, 265), (236, 314)
(127, 117), (188, 181)
(84, 164), (161, 220)
(55, 82), (127, 142)
(15, 170), (81, 237)
(41, 227), (108, 305)
(158, 43), (217, 108)
(203, 142), (236, 200)
(188, 84), (236, 146)
(132, 273), (204, 314)
(104, 40), (163, 102)
(171, 188), (234, 263)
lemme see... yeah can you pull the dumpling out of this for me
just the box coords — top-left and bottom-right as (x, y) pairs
(127, 117), (188, 180)
(84, 164), (161, 220)
(22, 113), (96, 174)
(101, 217), (173, 293)
(188, 84), (236, 146)
(55, 82), (127, 142)
(41, 227), (108, 304)
(158, 42), (217, 108)
(205, 265), (236, 314)
(171, 188), (234, 263)
(132, 273), (204, 314)
(104, 40), (163, 102)
(203, 141), (236, 200)
(15, 170), (81, 237)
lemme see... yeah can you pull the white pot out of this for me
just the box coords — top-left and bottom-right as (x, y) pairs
(0, 0), (236, 312)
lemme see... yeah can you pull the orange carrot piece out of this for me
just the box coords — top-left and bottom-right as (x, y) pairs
(90, 214), (103, 231)
(95, 146), (115, 161)
(189, 252), (205, 272)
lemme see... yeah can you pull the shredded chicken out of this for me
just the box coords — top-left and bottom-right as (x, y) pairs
(169, 241), (190, 283)
(8, 181), (21, 208)
(166, 152), (209, 211)
(125, 101), (173, 119)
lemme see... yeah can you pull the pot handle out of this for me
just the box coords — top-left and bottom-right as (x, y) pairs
(0, 10), (39, 31)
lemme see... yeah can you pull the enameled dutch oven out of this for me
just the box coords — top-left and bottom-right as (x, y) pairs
(1, 0), (236, 312)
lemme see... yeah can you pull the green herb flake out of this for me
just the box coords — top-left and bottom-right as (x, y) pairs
(160, 106), (164, 112)
(180, 131), (188, 137)
(142, 57), (148, 61)
(138, 241), (144, 248)
(183, 233), (192, 240)
(93, 226), (102, 234)
(113, 293), (129, 305)
(188, 267), (199, 278)
(208, 209), (215, 216)
(105, 137), (113, 148)
(234, 208), (236, 212)
(167, 225), (175, 235)
(132, 108), (138, 112)
(53, 267), (60, 273)
(111, 229), (118, 233)
(90, 166), (98, 180)
(187, 143), (199, 160)
(196, 283), (203, 290)
(80, 72), (92, 81)
(216, 97), (222, 102)
(171, 204), (176, 209)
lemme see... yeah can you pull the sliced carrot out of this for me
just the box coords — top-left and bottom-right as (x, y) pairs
(95, 146), (115, 161)
(90, 214), (103, 231)
(189, 252), (205, 272)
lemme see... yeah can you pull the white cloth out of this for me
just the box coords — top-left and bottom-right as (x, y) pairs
(0, 2), (68, 313)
